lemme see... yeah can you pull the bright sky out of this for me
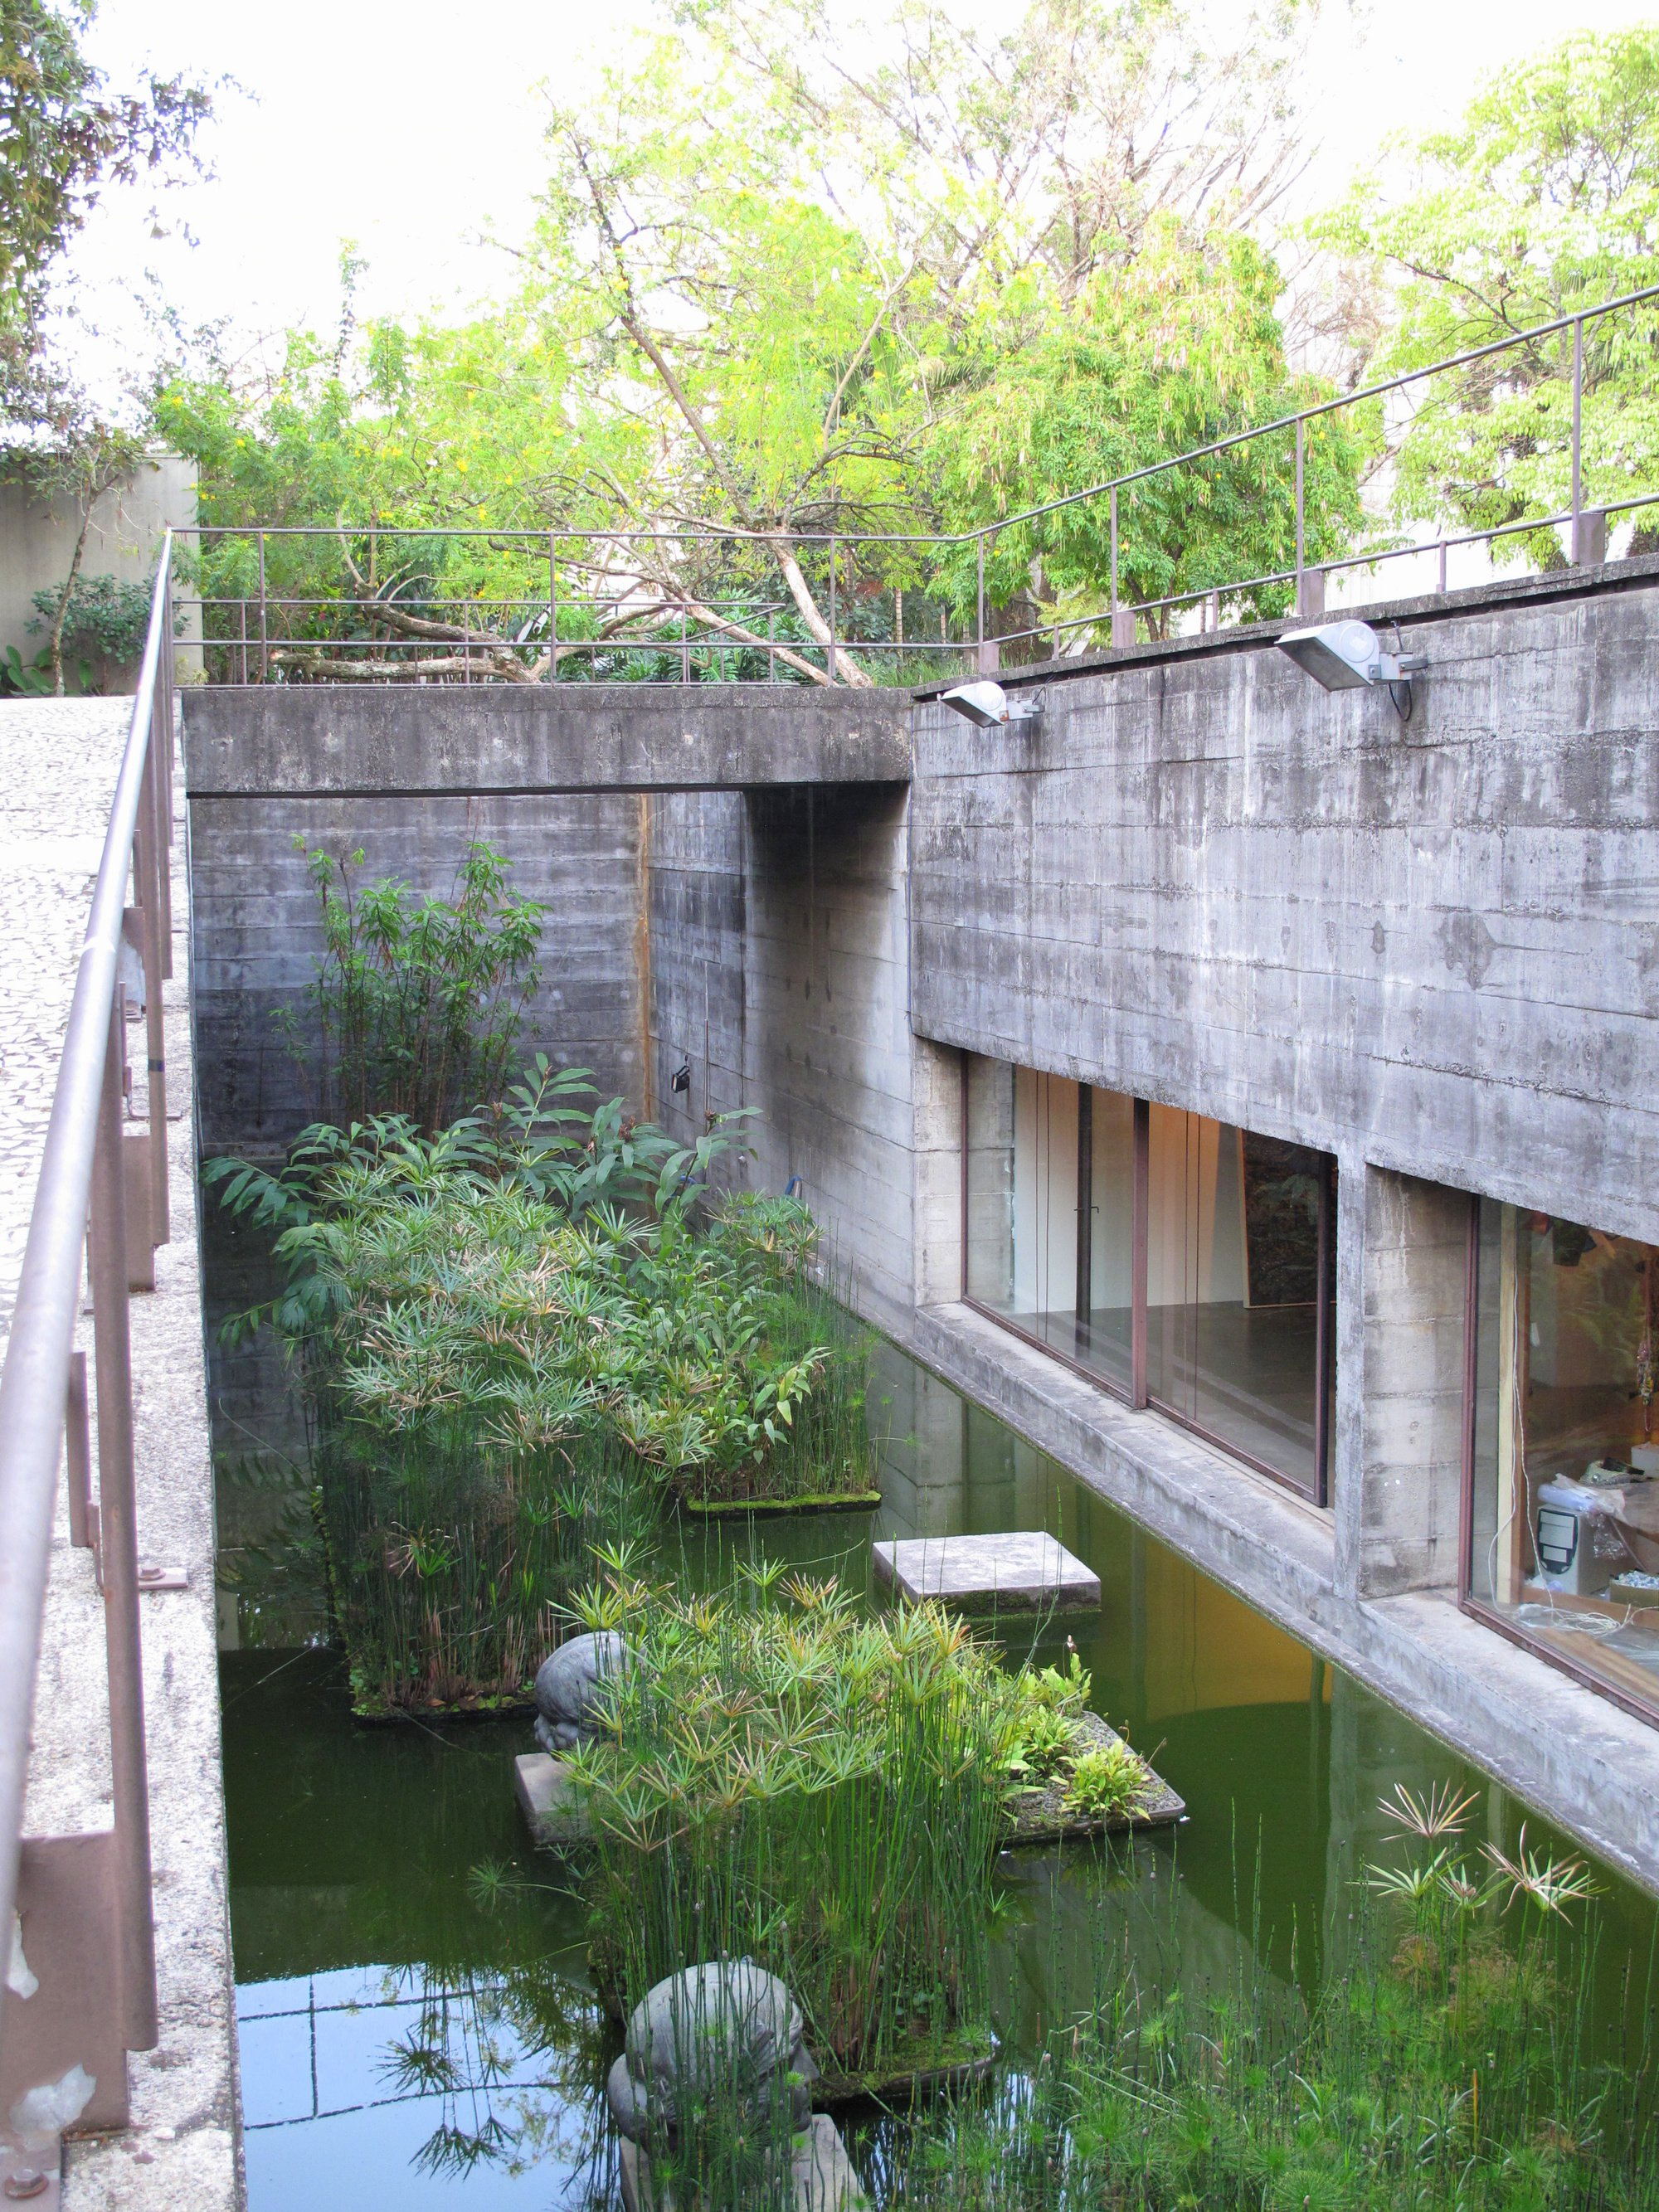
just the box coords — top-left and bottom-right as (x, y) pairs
(66, 0), (1659, 384)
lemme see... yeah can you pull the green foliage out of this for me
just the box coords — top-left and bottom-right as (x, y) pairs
(0, 642), (53, 696)
(282, 840), (547, 1135)
(27, 569), (153, 667)
(152, 0), (1352, 677)
(897, 1806), (1651, 2211)
(1061, 1739), (1151, 1821)
(1316, 27), (1659, 564)
(566, 1567), (1013, 2078)
(0, 0), (207, 427)
(929, 224), (1371, 638)
(207, 1086), (878, 1708)
(315, 1420), (653, 1719)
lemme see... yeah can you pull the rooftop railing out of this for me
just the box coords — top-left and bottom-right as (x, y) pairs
(176, 282), (1659, 688)
(0, 543), (177, 2201)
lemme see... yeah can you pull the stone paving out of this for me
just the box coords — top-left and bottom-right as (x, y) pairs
(0, 698), (241, 2211)
(0, 699), (130, 1342)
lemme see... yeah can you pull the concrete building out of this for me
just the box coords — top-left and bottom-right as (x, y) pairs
(182, 550), (1659, 1894)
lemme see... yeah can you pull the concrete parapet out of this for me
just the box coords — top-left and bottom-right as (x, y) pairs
(182, 685), (912, 797)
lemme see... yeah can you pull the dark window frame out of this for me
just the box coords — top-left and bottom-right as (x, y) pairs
(959, 1053), (1335, 1507)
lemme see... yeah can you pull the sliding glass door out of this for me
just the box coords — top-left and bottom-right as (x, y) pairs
(962, 1053), (1335, 1501)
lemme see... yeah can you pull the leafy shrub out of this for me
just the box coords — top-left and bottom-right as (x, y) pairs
(29, 571), (155, 667)
(280, 840), (547, 1134)
(1061, 1739), (1151, 1820)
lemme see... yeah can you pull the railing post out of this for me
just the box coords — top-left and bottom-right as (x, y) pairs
(547, 531), (558, 683)
(129, 748), (169, 1253)
(1569, 314), (1607, 564)
(1571, 315), (1583, 535)
(828, 537), (838, 686)
(974, 536), (985, 673)
(256, 531), (268, 683)
(65, 1350), (93, 1559)
(88, 995), (158, 2051)
(1109, 488), (1134, 647)
(1293, 417), (1326, 616)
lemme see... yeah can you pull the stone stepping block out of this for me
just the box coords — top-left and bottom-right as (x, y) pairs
(1005, 1710), (1185, 1844)
(513, 1751), (591, 1845)
(873, 1531), (1101, 1614)
(620, 2112), (868, 2212)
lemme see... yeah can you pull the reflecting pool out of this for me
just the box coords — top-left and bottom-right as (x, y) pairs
(205, 1214), (1659, 2209)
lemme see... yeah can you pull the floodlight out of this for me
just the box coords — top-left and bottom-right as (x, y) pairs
(1277, 618), (1427, 724)
(941, 678), (1042, 727)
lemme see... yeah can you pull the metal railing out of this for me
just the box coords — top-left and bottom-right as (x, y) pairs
(176, 280), (1659, 686)
(0, 542), (177, 2203)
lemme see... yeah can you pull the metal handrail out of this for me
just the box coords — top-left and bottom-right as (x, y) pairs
(176, 280), (1659, 682)
(0, 539), (176, 2192)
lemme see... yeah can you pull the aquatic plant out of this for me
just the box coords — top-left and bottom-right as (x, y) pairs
(209, 1082), (879, 1709)
(1000, 1647), (1153, 1816)
(563, 1565), (1016, 2084)
(893, 1797), (1655, 2212)
(1061, 1740), (1151, 1821)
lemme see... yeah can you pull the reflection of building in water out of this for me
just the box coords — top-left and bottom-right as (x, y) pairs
(1137, 1541), (1324, 1723)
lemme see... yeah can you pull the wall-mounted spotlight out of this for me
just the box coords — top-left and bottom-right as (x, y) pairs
(941, 678), (1043, 728)
(1277, 618), (1426, 722)
(670, 1058), (691, 1095)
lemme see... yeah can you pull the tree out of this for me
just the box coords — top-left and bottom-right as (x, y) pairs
(1315, 28), (1659, 565)
(157, 0), (1362, 678)
(0, 0), (209, 432)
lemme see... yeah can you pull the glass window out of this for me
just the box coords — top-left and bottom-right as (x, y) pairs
(963, 1057), (1137, 1400)
(1145, 1107), (1332, 1497)
(1468, 1202), (1659, 1714)
(963, 1056), (1335, 1488)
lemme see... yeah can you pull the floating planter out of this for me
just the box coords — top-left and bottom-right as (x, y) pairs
(1004, 1711), (1185, 1843)
(682, 1488), (883, 1519)
(873, 1531), (1102, 1614)
(562, 1567), (1006, 2096)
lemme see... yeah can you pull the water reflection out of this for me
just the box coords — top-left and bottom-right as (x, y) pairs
(209, 1234), (1659, 2207)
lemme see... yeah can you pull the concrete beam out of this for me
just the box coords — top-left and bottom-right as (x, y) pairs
(182, 686), (912, 797)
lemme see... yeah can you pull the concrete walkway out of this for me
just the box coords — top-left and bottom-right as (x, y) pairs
(0, 701), (241, 2209)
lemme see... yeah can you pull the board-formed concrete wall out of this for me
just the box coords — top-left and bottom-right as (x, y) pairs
(911, 572), (1659, 1252)
(648, 783), (918, 1327)
(188, 789), (649, 1154)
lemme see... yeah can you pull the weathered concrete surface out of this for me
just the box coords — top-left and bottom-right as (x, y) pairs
(182, 685), (912, 796)
(188, 788), (650, 1155)
(903, 1300), (1659, 1897)
(910, 576), (1659, 1251)
(1, 702), (240, 2208)
(649, 785), (918, 1327)
(872, 1530), (1101, 1610)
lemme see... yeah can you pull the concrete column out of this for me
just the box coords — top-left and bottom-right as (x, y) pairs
(912, 1035), (962, 1309)
(1351, 1166), (1470, 1597)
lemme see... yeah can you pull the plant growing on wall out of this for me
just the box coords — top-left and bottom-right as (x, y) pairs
(282, 840), (548, 1135)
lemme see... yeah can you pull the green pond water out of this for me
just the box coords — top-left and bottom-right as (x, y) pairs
(205, 1214), (1659, 2210)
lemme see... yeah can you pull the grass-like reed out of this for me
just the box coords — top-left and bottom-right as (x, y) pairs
(314, 1420), (655, 1716)
(562, 1563), (1015, 2088)
(890, 1795), (1659, 2211)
